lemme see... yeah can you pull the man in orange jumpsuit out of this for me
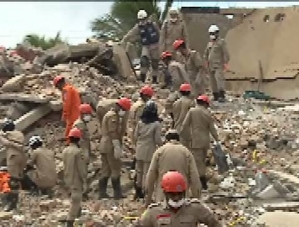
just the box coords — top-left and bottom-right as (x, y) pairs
(53, 76), (81, 142)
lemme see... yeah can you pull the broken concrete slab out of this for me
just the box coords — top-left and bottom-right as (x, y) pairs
(262, 201), (299, 211)
(0, 93), (50, 103)
(269, 170), (299, 185)
(49, 100), (62, 111)
(1, 75), (25, 92)
(257, 211), (299, 227)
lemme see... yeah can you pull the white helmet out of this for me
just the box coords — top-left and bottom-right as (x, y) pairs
(29, 135), (42, 147)
(169, 8), (179, 15)
(208, 25), (219, 33)
(137, 10), (147, 19)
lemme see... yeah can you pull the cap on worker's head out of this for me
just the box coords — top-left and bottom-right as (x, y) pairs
(208, 24), (219, 33)
(140, 85), (154, 97)
(179, 83), (191, 92)
(161, 51), (172, 60)
(173, 39), (185, 50)
(165, 129), (179, 137)
(29, 135), (42, 147)
(68, 128), (82, 139)
(53, 75), (65, 87)
(169, 8), (179, 15)
(144, 100), (158, 114)
(137, 9), (147, 19)
(197, 95), (210, 104)
(79, 104), (92, 114)
(117, 97), (132, 111)
(161, 171), (187, 193)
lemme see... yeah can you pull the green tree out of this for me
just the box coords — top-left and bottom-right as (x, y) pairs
(91, 0), (173, 41)
(23, 32), (66, 50)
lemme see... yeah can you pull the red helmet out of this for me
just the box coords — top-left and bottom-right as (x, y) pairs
(179, 83), (191, 92)
(197, 95), (210, 104)
(68, 128), (82, 138)
(53, 75), (65, 87)
(161, 171), (187, 193)
(173, 39), (185, 50)
(79, 104), (92, 114)
(117, 97), (132, 111)
(140, 85), (154, 97)
(161, 51), (172, 60)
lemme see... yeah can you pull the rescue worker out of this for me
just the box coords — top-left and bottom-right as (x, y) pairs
(145, 129), (201, 206)
(22, 135), (57, 195)
(139, 171), (223, 227)
(0, 119), (26, 211)
(161, 51), (189, 121)
(53, 75), (81, 142)
(96, 98), (118, 126)
(98, 97), (131, 200)
(62, 128), (87, 227)
(72, 104), (93, 163)
(134, 100), (163, 199)
(204, 25), (230, 102)
(159, 8), (189, 57)
(173, 39), (205, 97)
(130, 85), (154, 145)
(181, 95), (220, 190)
(121, 10), (160, 83)
(172, 83), (195, 149)
(0, 167), (11, 208)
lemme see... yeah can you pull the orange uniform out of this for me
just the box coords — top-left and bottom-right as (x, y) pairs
(62, 84), (81, 141)
(0, 172), (11, 193)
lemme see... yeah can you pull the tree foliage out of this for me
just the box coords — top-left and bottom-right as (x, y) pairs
(91, 0), (173, 41)
(22, 32), (67, 50)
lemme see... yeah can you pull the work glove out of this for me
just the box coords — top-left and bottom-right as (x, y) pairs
(112, 140), (122, 159)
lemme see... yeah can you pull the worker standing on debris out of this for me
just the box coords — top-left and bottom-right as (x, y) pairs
(72, 104), (93, 163)
(181, 95), (219, 190)
(173, 39), (206, 97)
(22, 135), (57, 196)
(204, 25), (230, 102)
(134, 100), (163, 199)
(161, 51), (189, 121)
(159, 8), (189, 58)
(63, 128), (87, 227)
(121, 10), (160, 84)
(139, 171), (222, 227)
(0, 119), (26, 211)
(99, 97), (131, 200)
(172, 83), (195, 149)
(144, 129), (201, 206)
(53, 75), (81, 142)
(96, 98), (118, 125)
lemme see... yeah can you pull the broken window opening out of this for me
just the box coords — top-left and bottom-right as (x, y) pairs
(274, 13), (285, 22)
(263, 15), (270, 22)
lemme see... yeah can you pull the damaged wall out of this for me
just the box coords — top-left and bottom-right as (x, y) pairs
(225, 6), (299, 100)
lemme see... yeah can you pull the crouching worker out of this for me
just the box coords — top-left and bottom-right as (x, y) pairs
(21, 136), (57, 196)
(0, 119), (26, 211)
(137, 171), (223, 227)
(62, 128), (87, 227)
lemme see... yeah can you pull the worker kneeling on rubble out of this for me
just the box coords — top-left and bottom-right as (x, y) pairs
(62, 128), (87, 227)
(144, 129), (201, 207)
(172, 83), (195, 149)
(99, 97), (131, 200)
(0, 119), (26, 211)
(138, 171), (223, 227)
(204, 25), (230, 102)
(53, 75), (81, 142)
(181, 95), (220, 190)
(174, 39), (206, 97)
(73, 104), (93, 163)
(134, 100), (163, 200)
(121, 10), (160, 83)
(21, 135), (57, 196)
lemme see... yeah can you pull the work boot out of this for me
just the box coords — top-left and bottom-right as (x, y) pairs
(140, 73), (146, 83)
(66, 220), (74, 227)
(218, 90), (226, 103)
(98, 177), (110, 199)
(111, 177), (126, 200)
(134, 186), (144, 200)
(4, 192), (18, 211)
(213, 92), (219, 101)
(200, 176), (208, 190)
(152, 75), (158, 84)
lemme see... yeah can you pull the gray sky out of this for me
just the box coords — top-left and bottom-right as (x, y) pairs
(1, 1), (299, 48)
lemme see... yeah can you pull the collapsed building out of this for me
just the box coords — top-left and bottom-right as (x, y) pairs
(182, 6), (299, 100)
